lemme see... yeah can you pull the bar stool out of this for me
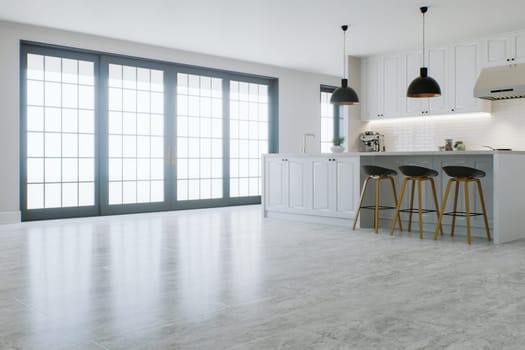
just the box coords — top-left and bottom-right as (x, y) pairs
(389, 166), (443, 239)
(352, 165), (403, 233)
(433, 166), (491, 244)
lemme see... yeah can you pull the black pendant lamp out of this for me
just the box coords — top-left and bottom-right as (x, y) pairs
(331, 25), (359, 105)
(407, 6), (441, 98)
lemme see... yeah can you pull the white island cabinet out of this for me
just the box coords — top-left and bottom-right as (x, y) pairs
(263, 151), (525, 244)
(263, 154), (360, 223)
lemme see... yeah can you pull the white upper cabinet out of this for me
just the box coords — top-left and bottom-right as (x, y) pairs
(362, 57), (382, 120)
(362, 55), (402, 120)
(382, 55), (403, 118)
(426, 47), (448, 114)
(482, 31), (525, 67)
(357, 28), (525, 120)
(448, 40), (489, 113)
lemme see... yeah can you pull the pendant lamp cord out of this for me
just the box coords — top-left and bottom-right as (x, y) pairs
(343, 28), (347, 78)
(422, 9), (426, 67)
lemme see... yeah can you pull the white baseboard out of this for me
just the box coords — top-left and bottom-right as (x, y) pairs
(0, 211), (21, 224)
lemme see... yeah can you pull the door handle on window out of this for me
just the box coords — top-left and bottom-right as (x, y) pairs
(171, 145), (177, 166)
(165, 145), (171, 164)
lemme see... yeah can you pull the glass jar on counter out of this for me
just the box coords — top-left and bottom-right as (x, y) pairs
(454, 141), (466, 151)
(444, 139), (453, 151)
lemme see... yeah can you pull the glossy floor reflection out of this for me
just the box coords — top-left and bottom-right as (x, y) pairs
(2, 205), (525, 349)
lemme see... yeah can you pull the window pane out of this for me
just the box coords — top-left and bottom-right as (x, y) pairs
(320, 90), (341, 154)
(62, 183), (78, 207)
(27, 158), (44, 183)
(107, 64), (165, 204)
(27, 184), (44, 209)
(24, 53), (95, 210)
(27, 54), (44, 80)
(78, 182), (94, 206)
(229, 80), (269, 197)
(176, 72), (223, 201)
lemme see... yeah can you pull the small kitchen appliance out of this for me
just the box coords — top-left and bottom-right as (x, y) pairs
(360, 131), (385, 152)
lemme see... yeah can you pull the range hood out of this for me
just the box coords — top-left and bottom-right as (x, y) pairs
(474, 63), (525, 100)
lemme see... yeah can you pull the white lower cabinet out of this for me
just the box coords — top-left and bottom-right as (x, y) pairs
(264, 157), (289, 211)
(264, 156), (310, 212)
(264, 155), (360, 221)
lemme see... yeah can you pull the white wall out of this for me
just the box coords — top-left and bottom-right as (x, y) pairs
(0, 20), (339, 222)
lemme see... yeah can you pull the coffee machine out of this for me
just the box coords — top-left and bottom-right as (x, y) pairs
(360, 131), (385, 152)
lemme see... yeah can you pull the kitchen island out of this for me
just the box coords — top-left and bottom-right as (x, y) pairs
(262, 151), (525, 244)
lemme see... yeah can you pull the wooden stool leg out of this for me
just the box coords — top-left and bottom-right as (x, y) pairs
(408, 179), (416, 232)
(352, 176), (371, 230)
(390, 177), (408, 235)
(450, 180), (460, 237)
(417, 179), (424, 239)
(464, 180), (472, 245)
(429, 178), (443, 236)
(374, 178), (380, 233)
(476, 179), (492, 242)
(434, 179), (453, 240)
(388, 176), (403, 232)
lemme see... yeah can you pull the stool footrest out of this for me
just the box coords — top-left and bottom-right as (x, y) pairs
(360, 205), (396, 210)
(398, 208), (436, 214)
(442, 211), (484, 217)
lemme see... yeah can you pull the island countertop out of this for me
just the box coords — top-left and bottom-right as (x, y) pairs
(264, 150), (525, 157)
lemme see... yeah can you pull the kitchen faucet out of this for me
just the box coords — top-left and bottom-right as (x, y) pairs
(302, 133), (316, 153)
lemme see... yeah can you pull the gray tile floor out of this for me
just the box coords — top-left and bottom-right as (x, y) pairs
(1, 205), (525, 349)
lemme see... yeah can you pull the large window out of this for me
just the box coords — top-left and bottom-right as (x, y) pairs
(21, 43), (278, 220)
(229, 81), (269, 197)
(24, 53), (95, 211)
(107, 64), (165, 205)
(176, 73), (223, 201)
(320, 87), (342, 153)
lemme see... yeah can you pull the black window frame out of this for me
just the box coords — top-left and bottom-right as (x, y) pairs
(20, 41), (279, 221)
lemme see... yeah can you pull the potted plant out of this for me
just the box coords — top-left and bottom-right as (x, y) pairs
(330, 136), (345, 153)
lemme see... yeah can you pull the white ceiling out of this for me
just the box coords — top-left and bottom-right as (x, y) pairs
(1, 0), (525, 76)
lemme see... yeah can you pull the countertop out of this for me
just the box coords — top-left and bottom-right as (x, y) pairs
(264, 150), (525, 157)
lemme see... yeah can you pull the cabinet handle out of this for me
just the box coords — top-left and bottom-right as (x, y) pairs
(507, 58), (510, 62)
(512, 58), (515, 61)
(451, 108), (455, 112)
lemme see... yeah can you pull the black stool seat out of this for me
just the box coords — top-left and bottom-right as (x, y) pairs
(443, 166), (486, 178)
(434, 165), (491, 244)
(399, 165), (438, 177)
(389, 165), (442, 238)
(362, 165), (397, 177)
(353, 165), (402, 233)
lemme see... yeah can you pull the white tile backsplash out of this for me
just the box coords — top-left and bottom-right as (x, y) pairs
(364, 99), (525, 151)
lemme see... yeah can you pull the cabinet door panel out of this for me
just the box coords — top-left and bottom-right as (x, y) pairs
(514, 32), (525, 62)
(383, 55), (402, 117)
(451, 42), (480, 112)
(312, 160), (330, 210)
(427, 48), (448, 113)
(266, 159), (286, 208)
(485, 37), (510, 65)
(363, 57), (382, 120)
(288, 160), (305, 209)
(335, 159), (359, 214)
